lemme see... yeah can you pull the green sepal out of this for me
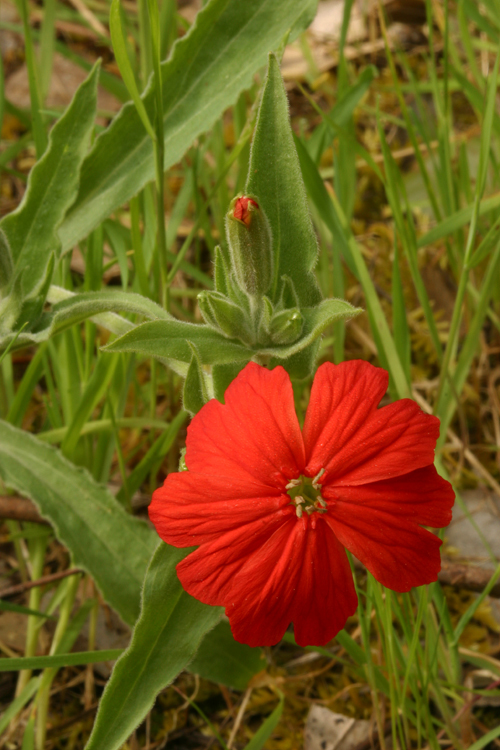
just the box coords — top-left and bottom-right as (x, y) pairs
(279, 274), (300, 310)
(270, 340), (320, 380)
(264, 298), (361, 360)
(257, 296), (274, 344)
(214, 245), (231, 296)
(178, 447), (188, 472)
(225, 195), (273, 298)
(269, 307), (303, 345)
(197, 290), (253, 344)
(183, 343), (209, 415)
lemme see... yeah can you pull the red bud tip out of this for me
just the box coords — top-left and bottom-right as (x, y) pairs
(233, 196), (259, 227)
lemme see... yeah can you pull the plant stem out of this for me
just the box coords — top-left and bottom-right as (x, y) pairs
(16, 532), (49, 695)
(35, 574), (81, 750)
(146, 0), (168, 308)
(18, 0), (47, 158)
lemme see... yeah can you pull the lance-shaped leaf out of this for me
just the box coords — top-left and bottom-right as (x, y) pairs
(0, 420), (157, 626)
(246, 54), (321, 308)
(85, 544), (223, 750)
(0, 288), (175, 352)
(59, 0), (318, 253)
(104, 319), (252, 364)
(0, 63), (99, 300)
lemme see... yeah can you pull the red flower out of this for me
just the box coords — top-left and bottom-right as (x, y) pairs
(150, 361), (454, 648)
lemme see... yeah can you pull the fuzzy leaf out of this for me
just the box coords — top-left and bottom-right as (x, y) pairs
(0, 420), (157, 626)
(104, 319), (252, 364)
(246, 54), (321, 307)
(85, 544), (222, 750)
(0, 64), (99, 300)
(59, 0), (318, 253)
(0, 288), (173, 352)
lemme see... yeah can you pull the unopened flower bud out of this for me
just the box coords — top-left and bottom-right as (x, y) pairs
(269, 308), (303, 346)
(198, 291), (252, 343)
(226, 195), (273, 298)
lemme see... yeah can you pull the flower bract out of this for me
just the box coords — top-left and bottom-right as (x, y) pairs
(149, 361), (455, 647)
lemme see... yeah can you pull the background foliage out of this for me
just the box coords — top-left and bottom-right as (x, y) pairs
(1, 0), (500, 748)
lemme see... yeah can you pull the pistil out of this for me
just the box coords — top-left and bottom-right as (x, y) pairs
(286, 472), (327, 518)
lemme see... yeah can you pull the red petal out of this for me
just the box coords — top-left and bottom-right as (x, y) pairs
(225, 518), (309, 647)
(226, 515), (357, 647)
(303, 360), (440, 485)
(324, 475), (448, 591)
(176, 508), (295, 607)
(185, 363), (305, 488)
(324, 465), (454, 527)
(291, 519), (358, 647)
(149, 471), (287, 546)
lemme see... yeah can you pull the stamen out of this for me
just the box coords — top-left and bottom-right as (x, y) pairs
(312, 468), (325, 489)
(286, 478), (300, 489)
(293, 495), (304, 518)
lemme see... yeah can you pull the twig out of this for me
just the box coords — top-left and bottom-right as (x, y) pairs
(0, 496), (48, 525)
(66, 0), (109, 38)
(0, 568), (83, 599)
(438, 561), (500, 598)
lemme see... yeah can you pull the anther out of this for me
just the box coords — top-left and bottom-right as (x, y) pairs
(286, 479), (300, 490)
(312, 468), (325, 489)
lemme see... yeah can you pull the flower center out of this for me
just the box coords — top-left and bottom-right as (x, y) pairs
(286, 469), (327, 518)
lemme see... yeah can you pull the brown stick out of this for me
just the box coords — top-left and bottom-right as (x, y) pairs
(1, 499), (499, 598)
(0, 568), (83, 599)
(351, 558), (500, 599)
(438, 561), (500, 598)
(0, 496), (48, 525)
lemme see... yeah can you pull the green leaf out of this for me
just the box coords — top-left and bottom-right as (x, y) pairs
(417, 191), (500, 249)
(243, 694), (284, 750)
(59, 0), (318, 253)
(0, 677), (40, 736)
(85, 544), (222, 750)
(190, 620), (265, 690)
(0, 63), (99, 301)
(0, 649), (124, 672)
(246, 54), (321, 307)
(104, 319), (252, 364)
(115, 410), (188, 505)
(0, 287), (173, 352)
(0, 599), (55, 619)
(105, 300), (359, 368)
(295, 134), (410, 398)
(0, 421), (157, 626)
(61, 353), (121, 458)
(109, 0), (156, 141)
